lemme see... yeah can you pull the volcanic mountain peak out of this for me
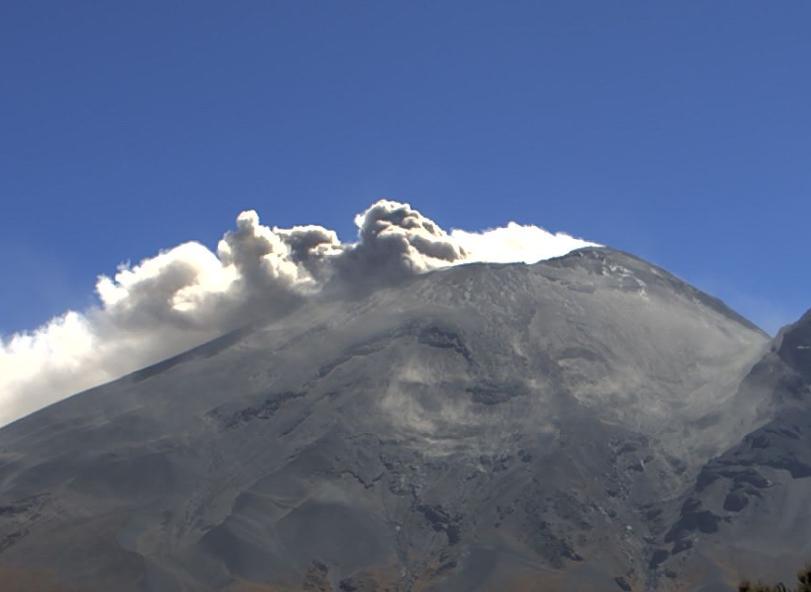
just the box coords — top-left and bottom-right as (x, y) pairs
(0, 247), (784, 592)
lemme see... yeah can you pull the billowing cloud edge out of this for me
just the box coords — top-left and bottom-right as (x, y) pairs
(0, 199), (597, 426)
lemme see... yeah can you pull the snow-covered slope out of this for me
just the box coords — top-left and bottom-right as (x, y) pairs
(0, 248), (770, 591)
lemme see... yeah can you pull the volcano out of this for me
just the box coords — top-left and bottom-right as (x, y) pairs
(1, 247), (804, 592)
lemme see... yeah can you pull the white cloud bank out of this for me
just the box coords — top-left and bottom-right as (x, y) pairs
(0, 200), (597, 426)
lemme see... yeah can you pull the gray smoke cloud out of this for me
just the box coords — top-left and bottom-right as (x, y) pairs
(0, 199), (596, 426)
(333, 200), (468, 287)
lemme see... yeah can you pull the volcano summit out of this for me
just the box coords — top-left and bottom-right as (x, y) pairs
(2, 241), (807, 592)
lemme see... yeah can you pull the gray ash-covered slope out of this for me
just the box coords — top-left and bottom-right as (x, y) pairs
(0, 248), (769, 592)
(654, 310), (811, 592)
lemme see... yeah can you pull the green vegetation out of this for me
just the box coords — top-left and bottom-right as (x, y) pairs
(739, 566), (811, 592)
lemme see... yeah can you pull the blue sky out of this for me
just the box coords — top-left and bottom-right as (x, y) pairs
(1, 1), (809, 336)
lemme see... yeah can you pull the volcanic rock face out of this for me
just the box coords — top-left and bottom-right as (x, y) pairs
(0, 248), (774, 591)
(654, 311), (811, 592)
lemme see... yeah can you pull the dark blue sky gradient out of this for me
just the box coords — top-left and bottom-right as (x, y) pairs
(1, 1), (809, 335)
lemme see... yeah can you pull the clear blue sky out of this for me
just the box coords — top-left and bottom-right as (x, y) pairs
(1, 1), (809, 336)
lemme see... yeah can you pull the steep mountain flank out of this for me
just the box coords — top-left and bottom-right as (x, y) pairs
(0, 248), (769, 591)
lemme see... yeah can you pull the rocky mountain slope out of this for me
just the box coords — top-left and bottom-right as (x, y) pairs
(654, 311), (811, 591)
(0, 248), (779, 591)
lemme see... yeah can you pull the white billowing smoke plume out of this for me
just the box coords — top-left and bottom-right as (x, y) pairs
(0, 200), (596, 426)
(451, 222), (597, 264)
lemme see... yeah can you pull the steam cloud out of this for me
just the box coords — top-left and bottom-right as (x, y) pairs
(0, 200), (596, 426)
